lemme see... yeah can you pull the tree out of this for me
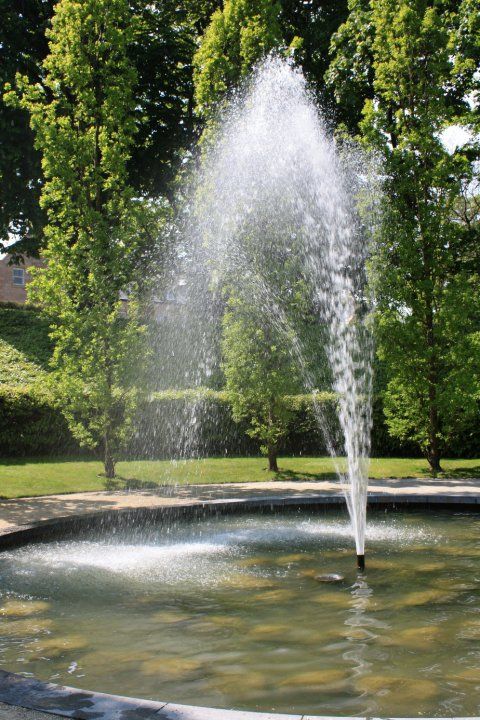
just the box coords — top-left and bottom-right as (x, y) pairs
(127, 0), (220, 199)
(325, 0), (374, 133)
(222, 293), (300, 471)
(357, 0), (480, 473)
(280, 0), (348, 110)
(0, 0), (54, 258)
(1, 0), (219, 257)
(193, 0), (283, 118)
(5, 0), (156, 478)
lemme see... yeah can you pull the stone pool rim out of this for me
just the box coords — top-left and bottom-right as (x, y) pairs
(0, 491), (479, 720)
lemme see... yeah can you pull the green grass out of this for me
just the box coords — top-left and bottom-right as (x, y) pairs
(0, 456), (479, 499)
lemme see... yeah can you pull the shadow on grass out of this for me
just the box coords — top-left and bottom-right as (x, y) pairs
(274, 469), (337, 481)
(438, 466), (480, 479)
(104, 475), (160, 491)
(410, 465), (480, 479)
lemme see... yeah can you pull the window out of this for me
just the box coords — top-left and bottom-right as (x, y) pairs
(12, 268), (25, 287)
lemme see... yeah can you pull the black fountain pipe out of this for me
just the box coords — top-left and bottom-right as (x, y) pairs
(356, 554), (365, 572)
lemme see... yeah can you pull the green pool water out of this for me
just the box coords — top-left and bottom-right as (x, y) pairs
(0, 509), (479, 716)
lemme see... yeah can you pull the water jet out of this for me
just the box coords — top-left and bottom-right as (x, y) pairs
(189, 57), (378, 562)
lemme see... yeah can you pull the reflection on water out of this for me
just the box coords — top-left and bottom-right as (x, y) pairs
(0, 510), (479, 716)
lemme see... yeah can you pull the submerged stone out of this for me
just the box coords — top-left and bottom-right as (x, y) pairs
(355, 674), (438, 702)
(141, 656), (202, 677)
(365, 558), (397, 571)
(2, 618), (53, 636)
(281, 668), (348, 689)
(456, 619), (480, 640)
(152, 610), (192, 624)
(253, 589), (296, 602)
(80, 649), (150, 670)
(247, 623), (290, 639)
(0, 599), (50, 617)
(400, 588), (454, 607)
(208, 615), (245, 629)
(310, 591), (352, 608)
(298, 568), (318, 578)
(314, 573), (345, 583)
(210, 668), (266, 693)
(379, 624), (443, 649)
(220, 573), (273, 589)
(416, 561), (446, 572)
(448, 667), (480, 683)
(27, 634), (87, 658)
(276, 553), (314, 565)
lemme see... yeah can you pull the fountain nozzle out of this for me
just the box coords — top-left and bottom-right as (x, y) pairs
(356, 554), (365, 573)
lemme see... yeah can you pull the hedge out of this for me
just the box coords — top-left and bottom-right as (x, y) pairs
(1, 384), (476, 459)
(0, 384), (80, 457)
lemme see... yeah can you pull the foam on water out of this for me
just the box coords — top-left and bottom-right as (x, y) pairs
(3, 515), (434, 586)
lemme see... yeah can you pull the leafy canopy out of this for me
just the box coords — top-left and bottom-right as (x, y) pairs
(6, 0), (157, 476)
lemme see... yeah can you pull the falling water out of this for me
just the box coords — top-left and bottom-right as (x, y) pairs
(185, 57), (380, 562)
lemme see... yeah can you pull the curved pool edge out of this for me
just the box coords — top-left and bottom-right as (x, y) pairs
(0, 491), (479, 719)
(1, 491), (479, 551)
(0, 669), (478, 720)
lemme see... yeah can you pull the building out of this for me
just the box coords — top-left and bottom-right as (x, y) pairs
(0, 253), (186, 321)
(0, 254), (45, 305)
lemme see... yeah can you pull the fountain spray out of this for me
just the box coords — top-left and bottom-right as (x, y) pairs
(190, 57), (379, 567)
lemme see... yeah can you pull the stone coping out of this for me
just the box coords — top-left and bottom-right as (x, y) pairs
(0, 487), (479, 719)
(1, 476), (479, 534)
(0, 670), (477, 720)
(0, 492), (478, 552)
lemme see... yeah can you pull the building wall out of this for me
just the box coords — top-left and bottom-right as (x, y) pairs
(0, 255), (46, 304)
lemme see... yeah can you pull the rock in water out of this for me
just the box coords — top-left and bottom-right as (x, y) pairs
(314, 573), (344, 583)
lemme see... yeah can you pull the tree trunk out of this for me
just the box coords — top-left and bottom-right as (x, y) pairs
(427, 391), (442, 476)
(425, 293), (443, 477)
(104, 433), (116, 479)
(267, 444), (279, 473)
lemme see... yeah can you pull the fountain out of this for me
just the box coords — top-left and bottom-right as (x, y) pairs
(1, 57), (477, 720)
(188, 57), (378, 569)
(0, 509), (479, 717)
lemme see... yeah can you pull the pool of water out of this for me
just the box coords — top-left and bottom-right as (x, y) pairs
(0, 509), (479, 716)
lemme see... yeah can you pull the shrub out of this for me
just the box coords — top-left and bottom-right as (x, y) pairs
(0, 384), (80, 457)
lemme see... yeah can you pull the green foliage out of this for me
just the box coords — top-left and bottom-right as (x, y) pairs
(6, 0), (155, 477)
(0, 306), (52, 384)
(325, 0), (374, 132)
(2, 380), (477, 461)
(359, 0), (480, 472)
(280, 0), (348, 101)
(0, 0), (53, 257)
(127, 0), (216, 198)
(193, 0), (283, 118)
(0, 384), (79, 457)
(222, 296), (302, 467)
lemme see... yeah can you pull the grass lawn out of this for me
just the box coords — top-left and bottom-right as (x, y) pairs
(0, 456), (479, 499)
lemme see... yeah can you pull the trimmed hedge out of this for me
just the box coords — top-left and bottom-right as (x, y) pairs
(0, 305), (53, 385)
(0, 385), (80, 457)
(130, 389), (338, 458)
(0, 384), (425, 459)
(2, 304), (476, 460)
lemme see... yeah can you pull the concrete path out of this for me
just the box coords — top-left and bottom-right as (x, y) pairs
(0, 477), (479, 533)
(0, 702), (53, 719)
